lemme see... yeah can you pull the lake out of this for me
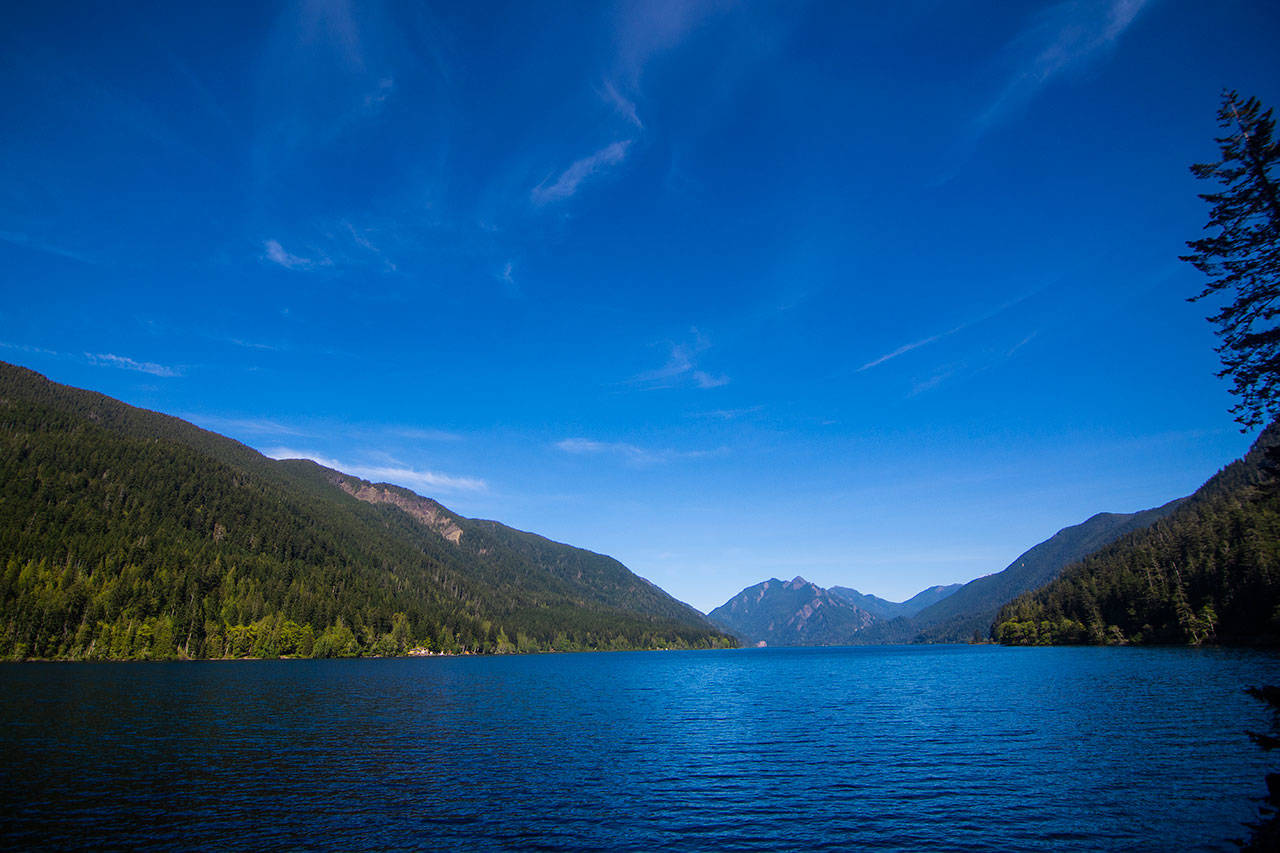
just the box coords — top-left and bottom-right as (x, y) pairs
(2, 645), (1278, 851)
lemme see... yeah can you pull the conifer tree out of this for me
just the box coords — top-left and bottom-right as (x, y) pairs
(1183, 91), (1280, 430)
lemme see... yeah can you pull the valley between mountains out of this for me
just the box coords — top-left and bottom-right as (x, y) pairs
(3, 359), (1278, 659)
(706, 499), (1182, 646)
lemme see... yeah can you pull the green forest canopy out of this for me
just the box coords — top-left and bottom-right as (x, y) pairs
(0, 362), (735, 660)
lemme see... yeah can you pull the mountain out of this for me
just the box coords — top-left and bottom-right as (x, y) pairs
(854, 500), (1185, 644)
(828, 584), (961, 620)
(995, 424), (1280, 646)
(707, 576), (876, 646)
(0, 362), (735, 659)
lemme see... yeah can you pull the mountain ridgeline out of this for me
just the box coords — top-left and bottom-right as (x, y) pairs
(0, 362), (735, 659)
(828, 584), (962, 621)
(994, 423), (1280, 646)
(709, 504), (1185, 646)
(707, 577), (880, 646)
(855, 500), (1186, 644)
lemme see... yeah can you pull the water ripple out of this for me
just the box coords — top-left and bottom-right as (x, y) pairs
(1, 646), (1278, 851)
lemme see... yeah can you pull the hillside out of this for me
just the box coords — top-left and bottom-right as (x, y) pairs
(842, 501), (1182, 644)
(994, 424), (1280, 645)
(0, 362), (735, 659)
(707, 577), (876, 646)
(707, 499), (1184, 648)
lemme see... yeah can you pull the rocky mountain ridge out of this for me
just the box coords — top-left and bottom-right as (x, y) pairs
(708, 576), (883, 646)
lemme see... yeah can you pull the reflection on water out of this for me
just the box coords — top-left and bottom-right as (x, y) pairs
(2, 645), (1277, 851)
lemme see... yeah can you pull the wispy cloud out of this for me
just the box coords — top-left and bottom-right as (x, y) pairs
(263, 239), (330, 271)
(185, 414), (311, 437)
(692, 370), (730, 389)
(532, 140), (632, 205)
(692, 405), (764, 420)
(858, 332), (950, 372)
(975, 0), (1152, 136)
(0, 230), (95, 265)
(342, 221), (398, 271)
(265, 447), (487, 493)
(495, 260), (521, 297)
(613, 0), (729, 89)
(858, 291), (1040, 373)
(0, 340), (59, 357)
(632, 328), (729, 390)
(555, 437), (724, 467)
(635, 339), (699, 385)
(903, 329), (1041, 398)
(223, 336), (284, 351)
(908, 365), (964, 397)
(1008, 332), (1038, 357)
(601, 80), (643, 128)
(85, 353), (182, 377)
(347, 462), (486, 493)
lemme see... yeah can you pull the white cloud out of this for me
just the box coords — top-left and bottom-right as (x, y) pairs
(342, 222), (397, 271)
(232, 338), (281, 351)
(975, 0), (1152, 135)
(555, 437), (724, 467)
(601, 80), (643, 128)
(85, 353), (182, 377)
(857, 332), (948, 372)
(692, 405), (764, 420)
(632, 328), (729, 390)
(350, 463), (486, 493)
(613, 0), (728, 89)
(496, 260), (520, 297)
(263, 239), (330, 271)
(1007, 332), (1039, 357)
(185, 415), (310, 437)
(0, 340), (59, 357)
(908, 365), (963, 397)
(858, 291), (1040, 373)
(635, 340), (696, 385)
(265, 447), (487, 493)
(532, 140), (632, 205)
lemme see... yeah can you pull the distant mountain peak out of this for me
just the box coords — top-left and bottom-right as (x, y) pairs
(709, 577), (875, 646)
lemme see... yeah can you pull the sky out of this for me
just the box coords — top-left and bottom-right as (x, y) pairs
(2, 0), (1278, 613)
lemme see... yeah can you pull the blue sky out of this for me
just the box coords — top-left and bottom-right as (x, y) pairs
(2, 0), (1277, 612)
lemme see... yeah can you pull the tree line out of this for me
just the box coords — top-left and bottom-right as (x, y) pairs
(0, 363), (734, 659)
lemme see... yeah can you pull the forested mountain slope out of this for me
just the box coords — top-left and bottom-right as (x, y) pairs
(994, 424), (1280, 645)
(848, 500), (1184, 644)
(0, 362), (733, 659)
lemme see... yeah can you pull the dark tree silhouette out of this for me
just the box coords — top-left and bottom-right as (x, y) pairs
(1242, 686), (1280, 851)
(1183, 91), (1280, 431)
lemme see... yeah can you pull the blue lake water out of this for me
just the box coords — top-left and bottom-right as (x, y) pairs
(2, 645), (1279, 851)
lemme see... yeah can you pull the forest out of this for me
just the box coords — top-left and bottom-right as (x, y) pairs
(996, 92), (1280, 649)
(993, 424), (1280, 645)
(0, 362), (734, 659)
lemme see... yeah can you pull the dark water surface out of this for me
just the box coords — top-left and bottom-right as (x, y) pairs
(2, 645), (1279, 851)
